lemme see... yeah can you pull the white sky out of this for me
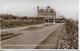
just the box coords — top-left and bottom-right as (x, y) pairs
(0, 0), (78, 20)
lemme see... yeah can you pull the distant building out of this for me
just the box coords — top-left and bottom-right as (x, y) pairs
(37, 6), (56, 23)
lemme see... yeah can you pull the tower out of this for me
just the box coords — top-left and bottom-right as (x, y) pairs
(37, 6), (39, 16)
(37, 6), (39, 12)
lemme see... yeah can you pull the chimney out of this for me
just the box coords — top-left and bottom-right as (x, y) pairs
(37, 6), (39, 11)
(37, 6), (39, 16)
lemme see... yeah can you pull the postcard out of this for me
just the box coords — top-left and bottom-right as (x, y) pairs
(0, 0), (78, 49)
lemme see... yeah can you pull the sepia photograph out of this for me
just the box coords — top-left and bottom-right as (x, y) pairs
(0, 0), (78, 49)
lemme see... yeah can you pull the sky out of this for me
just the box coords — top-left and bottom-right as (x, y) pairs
(0, 0), (78, 20)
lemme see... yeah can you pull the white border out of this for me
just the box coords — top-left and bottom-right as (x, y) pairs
(78, 0), (80, 50)
(0, 49), (79, 51)
(0, 0), (79, 50)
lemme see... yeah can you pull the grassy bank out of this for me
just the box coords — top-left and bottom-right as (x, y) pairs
(0, 14), (45, 29)
(65, 20), (78, 49)
(58, 20), (78, 49)
(1, 19), (41, 29)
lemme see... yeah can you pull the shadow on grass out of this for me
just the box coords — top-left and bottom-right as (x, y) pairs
(1, 32), (22, 41)
(23, 26), (43, 31)
(23, 23), (53, 31)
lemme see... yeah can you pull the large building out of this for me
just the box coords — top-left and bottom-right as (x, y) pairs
(37, 6), (56, 23)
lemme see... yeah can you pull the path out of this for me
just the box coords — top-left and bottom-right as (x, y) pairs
(1, 23), (65, 49)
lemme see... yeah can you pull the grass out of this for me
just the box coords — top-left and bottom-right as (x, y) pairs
(43, 23), (53, 26)
(1, 19), (42, 29)
(65, 20), (78, 49)
(24, 23), (53, 31)
(58, 20), (78, 49)
(24, 26), (43, 31)
(0, 14), (45, 29)
(1, 32), (22, 41)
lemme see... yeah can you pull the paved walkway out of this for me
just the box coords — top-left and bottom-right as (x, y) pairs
(1, 23), (64, 49)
